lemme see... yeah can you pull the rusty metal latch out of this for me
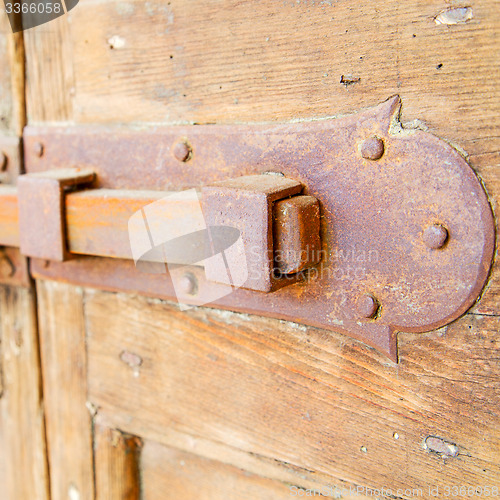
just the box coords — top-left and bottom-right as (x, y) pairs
(0, 96), (494, 361)
(18, 168), (96, 261)
(12, 170), (322, 293)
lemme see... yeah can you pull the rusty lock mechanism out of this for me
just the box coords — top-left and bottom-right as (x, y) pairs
(0, 96), (495, 361)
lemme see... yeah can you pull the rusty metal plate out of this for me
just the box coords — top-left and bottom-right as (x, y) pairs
(26, 96), (495, 361)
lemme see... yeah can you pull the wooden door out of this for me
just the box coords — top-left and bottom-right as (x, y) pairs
(1, 1), (499, 498)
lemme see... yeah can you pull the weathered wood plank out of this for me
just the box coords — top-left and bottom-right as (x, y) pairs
(52, 0), (499, 145)
(468, 144), (500, 316)
(23, 15), (74, 123)
(94, 421), (141, 500)
(0, 9), (45, 499)
(142, 440), (317, 500)
(85, 289), (500, 495)
(0, 411), (5, 499)
(0, 14), (13, 133)
(0, 13), (25, 135)
(36, 280), (94, 500)
(0, 286), (49, 500)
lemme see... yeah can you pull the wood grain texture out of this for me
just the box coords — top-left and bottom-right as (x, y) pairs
(0, 410), (5, 499)
(0, 286), (49, 500)
(0, 13), (13, 133)
(142, 440), (311, 500)
(23, 15), (74, 123)
(42, 0), (500, 142)
(6, 32), (25, 136)
(85, 289), (500, 496)
(94, 422), (141, 500)
(36, 280), (94, 500)
(0, 13), (25, 135)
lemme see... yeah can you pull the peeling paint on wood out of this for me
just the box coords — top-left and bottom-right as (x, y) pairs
(424, 436), (460, 457)
(435, 7), (474, 25)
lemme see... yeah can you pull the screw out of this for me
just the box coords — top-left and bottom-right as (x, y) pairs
(361, 137), (384, 160)
(34, 142), (44, 157)
(173, 141), (191, 162)
(356, 293), (379, 319)
(423, 224), (448, 249)
(178, 273), (198, 295)
(0, 152), (7, 171)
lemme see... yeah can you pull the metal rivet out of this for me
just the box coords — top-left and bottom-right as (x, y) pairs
(0, 152), (7, 171)
(178, 273), (198, 295)
(361, 137), (384, 160)
(173, 141), (191, 162)
(423, 224), (448, 249)
(34, 142), (44, 157)
(356, 294), (379, 319)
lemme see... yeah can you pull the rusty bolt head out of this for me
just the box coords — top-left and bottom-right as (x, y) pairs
(361, 137), (385, 160)
(356, 294), (379, 319)
(0, 152), (7, 171)
(178, 273), (198, 296)
(423, 224), (448, 249)
(173, 141), (192, 162)
(34, 142), (44, 157)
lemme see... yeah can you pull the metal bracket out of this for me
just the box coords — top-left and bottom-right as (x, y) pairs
(5, 95), (494, 360)
(202, 175), (306, 292)
(17, 168), (96, 261)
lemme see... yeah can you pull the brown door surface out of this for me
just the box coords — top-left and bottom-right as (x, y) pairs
(0, 1), (499, 499)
